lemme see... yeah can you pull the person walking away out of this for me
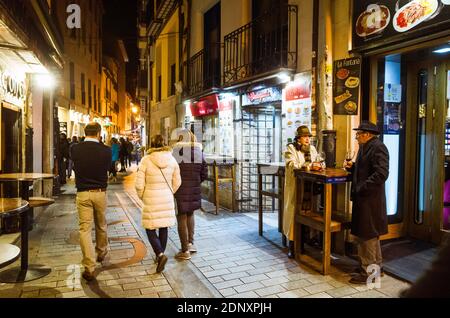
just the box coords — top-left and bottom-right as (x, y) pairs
(67, 136), (79, 179)
(109, 137), (120, 182)
(283, 126), (322, 259)
(119, 137), (128, 172)
(71, 122), (112, 281)
(344, 121), (389, 284)
(172, 129), (207, 260)
(59, 133), (70, 185)
(126, 138), (134, 167)
(135, 135), (181, 272)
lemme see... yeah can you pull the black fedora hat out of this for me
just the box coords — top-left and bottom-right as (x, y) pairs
(296, 125), (312, 137)
(353, 121), (380, 135)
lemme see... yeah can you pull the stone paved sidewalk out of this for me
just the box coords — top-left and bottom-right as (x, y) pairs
(0, 168), (411, 298)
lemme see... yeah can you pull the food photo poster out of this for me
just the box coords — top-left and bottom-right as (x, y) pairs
(353, 0), (450, 50)
(333, 57), (361, 116)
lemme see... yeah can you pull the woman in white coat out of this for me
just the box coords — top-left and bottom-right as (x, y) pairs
(283, 126), (321, 258)
(135, 135), (181, 273)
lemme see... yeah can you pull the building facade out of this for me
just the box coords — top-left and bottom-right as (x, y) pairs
(52, 0), (103, 140)
(0, 0), (63, 178)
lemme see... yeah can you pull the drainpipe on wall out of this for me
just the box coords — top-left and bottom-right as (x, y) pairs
(318, 0), (333, 133)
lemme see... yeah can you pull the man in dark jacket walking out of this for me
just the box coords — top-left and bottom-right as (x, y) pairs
(71, 122), (112, 281)
(344, 121), (389, 284)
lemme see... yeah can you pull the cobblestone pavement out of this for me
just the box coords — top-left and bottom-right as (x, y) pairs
(0, 167), (411, 298)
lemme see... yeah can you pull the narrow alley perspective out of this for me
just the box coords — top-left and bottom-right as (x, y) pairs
(1, 0), (450, 306)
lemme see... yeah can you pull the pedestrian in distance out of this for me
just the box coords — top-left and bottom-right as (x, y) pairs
(59, 133), (70, 185)
(71, 122), (112, 281)
(119, 137), (128, 172)
(67, 136), (79, 179)
(344, 121), (389, 284)
(109, 137), (120, 182)
(283, 125), (322, 259)
(135, 135), (181, 273)
(172, 129), (207, 260)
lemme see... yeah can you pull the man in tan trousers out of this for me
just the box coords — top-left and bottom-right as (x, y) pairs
(71, 123), (112, 281)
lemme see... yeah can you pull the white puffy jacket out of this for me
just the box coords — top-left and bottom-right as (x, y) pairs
(135, 147), (182, 230)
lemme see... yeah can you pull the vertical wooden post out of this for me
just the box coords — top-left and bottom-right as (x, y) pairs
(323, 183), (332, 275)
(231, 164), (236, 212)
(258, 165), (263, 236)
(214, 163), (219, 215)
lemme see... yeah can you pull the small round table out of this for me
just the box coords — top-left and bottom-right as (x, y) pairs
(0, 198), (51, 283)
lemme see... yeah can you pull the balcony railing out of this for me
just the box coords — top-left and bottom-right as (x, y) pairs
(185, 46), (222, 97)
(223, 5), (298, 86)
(147, 0), (178, 39)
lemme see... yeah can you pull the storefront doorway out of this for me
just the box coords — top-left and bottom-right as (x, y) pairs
(239, 104), (282, 212)
(1, 105), (21, 173)
(377, 47), (450, 244)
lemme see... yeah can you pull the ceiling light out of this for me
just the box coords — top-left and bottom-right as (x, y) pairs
(433, 47), (450, 54)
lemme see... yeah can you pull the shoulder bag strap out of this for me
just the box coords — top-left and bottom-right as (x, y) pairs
(159, 168), (174, 195)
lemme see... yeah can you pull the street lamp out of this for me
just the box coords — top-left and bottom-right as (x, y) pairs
(132, 105), (139, 114)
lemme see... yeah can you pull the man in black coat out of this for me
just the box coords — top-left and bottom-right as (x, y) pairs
(71, 122), (112, 281)
(344, 121), (389, 284)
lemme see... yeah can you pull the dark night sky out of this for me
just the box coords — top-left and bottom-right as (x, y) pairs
(103, 0), (139, 95)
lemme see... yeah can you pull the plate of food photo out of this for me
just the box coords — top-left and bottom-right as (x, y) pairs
(356, 4), (391, 37)
(393, 0), (440, 32)
(336, 68), (350, 80)
(345, 77), (360, 89)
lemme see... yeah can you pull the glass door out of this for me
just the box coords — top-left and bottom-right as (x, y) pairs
(405, 56), (450, 244)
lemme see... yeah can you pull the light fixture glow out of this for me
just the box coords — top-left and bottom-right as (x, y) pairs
(34, 73), (56, 89)
(132, 106), (139, 114)
(277, 72), (291, 83)
(433, 47), (450, 54)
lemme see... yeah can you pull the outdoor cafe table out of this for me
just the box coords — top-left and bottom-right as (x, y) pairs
(0, 173), (55, 282)
(0, 198), (49, 283)
(294, 168), (351, 275)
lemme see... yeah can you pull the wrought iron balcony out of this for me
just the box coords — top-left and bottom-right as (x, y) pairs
(147, 0), (178, 40)
(223, 5), (298, 86)
(185, 45), (222, 98)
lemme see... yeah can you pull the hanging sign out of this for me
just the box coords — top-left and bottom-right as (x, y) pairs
(190, 94), (219, 117)
(0, 68), (26, 107)
(242, 87), (282, 105)
(333, 57), (361, 116)
(352, 0), (450, 52)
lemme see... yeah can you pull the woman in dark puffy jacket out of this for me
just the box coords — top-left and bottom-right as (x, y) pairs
(172, 129), (207, 260)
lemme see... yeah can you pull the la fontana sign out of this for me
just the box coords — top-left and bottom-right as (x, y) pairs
(0, 68), (26, 107)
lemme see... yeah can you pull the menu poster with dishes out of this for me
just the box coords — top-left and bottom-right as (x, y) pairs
(282, 72), (312, 145)
(353, 0), (450, 51)
(333, 57), (361, 115)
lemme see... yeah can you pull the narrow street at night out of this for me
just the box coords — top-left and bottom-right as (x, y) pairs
(1, 0), (450, 305)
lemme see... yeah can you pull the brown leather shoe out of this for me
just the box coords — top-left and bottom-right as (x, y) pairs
(82, 270), (95, 281)
(349, 273), (369, 285)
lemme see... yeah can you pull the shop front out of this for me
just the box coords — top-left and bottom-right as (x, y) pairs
(352, 0), (450, 244)
(237, 86), (283, 212)
(0, 65), (27, 173)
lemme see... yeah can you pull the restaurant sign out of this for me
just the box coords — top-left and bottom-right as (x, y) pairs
(0, 68), (26, 107)
(190, 94), (219, 117)
(352, 0), (450, 52)
(242, 87), (282, 106)
(333, 57), (361, 116)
